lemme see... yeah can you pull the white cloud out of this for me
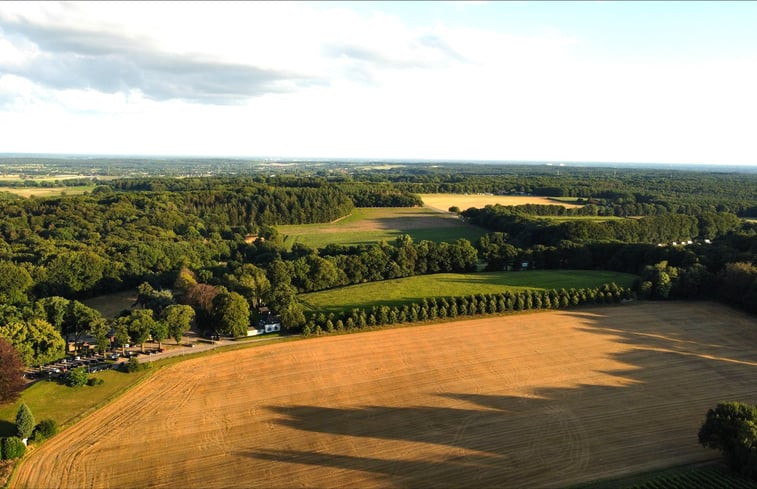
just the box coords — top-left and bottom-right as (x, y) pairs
(0, 1), (754, 164)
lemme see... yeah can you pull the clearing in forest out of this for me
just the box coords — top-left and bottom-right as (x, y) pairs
(11, 302), (757, 489)
(420, 193), (584, 212)
(299, 269), (637, 313)
(278, 207), (485, 249)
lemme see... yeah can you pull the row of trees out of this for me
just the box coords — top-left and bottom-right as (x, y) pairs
(302, 284), (631, 336)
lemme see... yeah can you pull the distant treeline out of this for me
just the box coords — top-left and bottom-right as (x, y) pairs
(462, 205), (744, 246)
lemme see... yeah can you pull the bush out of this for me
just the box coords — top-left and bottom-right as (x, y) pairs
(87, 377), (104, 386)
(1, 437), (26, 459)
(124, 356), (148, 373)
(65, 367), (88, 387)
(32, 418), (58, 441)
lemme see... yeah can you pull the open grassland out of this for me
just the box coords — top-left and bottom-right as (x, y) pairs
(14, 302), (757, 489)
(300, 270), (637, 313)
(0, 368), (154, 437)
(420, 193), (584, 211)
(0, 185), (94, 198)
(83, 290), (137, 319)
(278, 207), (486, 249)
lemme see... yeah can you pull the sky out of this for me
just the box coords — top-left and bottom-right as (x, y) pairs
(0, 1), (756, 165)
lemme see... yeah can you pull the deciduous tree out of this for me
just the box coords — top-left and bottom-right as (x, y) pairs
(0, 338), (25, 405)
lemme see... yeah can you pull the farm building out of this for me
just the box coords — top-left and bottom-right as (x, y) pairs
(247, 310), (282, 336)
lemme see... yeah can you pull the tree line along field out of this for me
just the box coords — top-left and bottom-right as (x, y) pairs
(299, 270), (637, 314)
(10, 302), (757, 489)
(277, 207), (486, 249)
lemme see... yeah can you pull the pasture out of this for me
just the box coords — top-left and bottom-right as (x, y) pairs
(277, 207), (486, 249)
(420, 193), (584, 212)
(13, 302), (757, 489)
(299, 270), (637, 313)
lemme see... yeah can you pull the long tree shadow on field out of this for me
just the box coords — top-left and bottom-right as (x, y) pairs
(239, 305), (757, 488)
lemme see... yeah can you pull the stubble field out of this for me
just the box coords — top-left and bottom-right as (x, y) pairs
(420, 193), (584, 212)
(12, 302), (757, 489)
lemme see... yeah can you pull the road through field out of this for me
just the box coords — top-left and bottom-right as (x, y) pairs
(12, 303), (757, 489)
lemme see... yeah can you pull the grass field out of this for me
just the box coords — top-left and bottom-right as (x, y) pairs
(0, 368), (154, 437)
(82, 290), (137, 319)
(11, 302), (757, 489)
(299, 270), (637, 313)
(278, 207), (486, 249)
(0, 185), (95, 198)
(420, 193), (584, 212)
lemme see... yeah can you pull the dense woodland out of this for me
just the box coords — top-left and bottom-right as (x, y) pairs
(0, 161), (755, 371)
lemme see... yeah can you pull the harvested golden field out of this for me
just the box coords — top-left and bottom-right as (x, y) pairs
(420, 193), (583, 211)
(12, 302), (757, 489)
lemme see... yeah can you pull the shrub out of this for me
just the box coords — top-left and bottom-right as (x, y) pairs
(87, 377), (104, 386)
(1, 437), (26, 459)
(32, 418), (58, 441)
(124, 356), (148, 373)
(65, 367), (88, 387)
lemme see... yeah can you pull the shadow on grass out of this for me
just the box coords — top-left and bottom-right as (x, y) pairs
(0, 419), (16, 437)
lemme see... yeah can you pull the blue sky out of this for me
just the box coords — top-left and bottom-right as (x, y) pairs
(0, 1), (755, 164)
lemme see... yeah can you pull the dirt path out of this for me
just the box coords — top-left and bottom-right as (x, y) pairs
(11, 302), (757, 489)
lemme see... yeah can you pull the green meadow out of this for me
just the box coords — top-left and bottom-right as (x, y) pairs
(300, 269), (637, 314)
(278, 207), (486, 249)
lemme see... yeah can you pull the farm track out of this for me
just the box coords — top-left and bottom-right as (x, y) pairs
(11, 302), (757, 489)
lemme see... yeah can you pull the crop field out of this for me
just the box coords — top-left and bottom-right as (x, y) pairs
(420, 193), (584, 212)
(300, 270), (637, 313)
(12, 302), (757, 489)
(278, 207), (486, 249)
(0, 185), (94, 198)
(576, 463), (757, 489)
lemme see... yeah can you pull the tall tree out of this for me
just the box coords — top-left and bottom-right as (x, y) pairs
(0, 338), (25, 405)
(16, 403), (35, 440)
(161, 304), (195, 345)
(212, 290), (250, 338)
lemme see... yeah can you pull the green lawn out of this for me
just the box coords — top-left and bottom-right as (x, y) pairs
(300, 270), (637, 314)
(278, 207), (486, 249)
(0, 368), (153, 437)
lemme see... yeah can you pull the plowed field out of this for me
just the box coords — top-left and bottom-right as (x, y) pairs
(12, 303), (757, 489)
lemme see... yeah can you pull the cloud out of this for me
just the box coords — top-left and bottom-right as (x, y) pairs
(0, 9), (318, 104)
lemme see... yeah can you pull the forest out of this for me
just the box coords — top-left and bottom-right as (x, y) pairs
(0, 160), (755, 369)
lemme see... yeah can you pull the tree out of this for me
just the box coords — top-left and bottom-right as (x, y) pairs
(151, 320), (169, 350)
(161, 304), (195, 345)
(0, 319), (66, 367)
(90, 317), (111, 354)
(16, 403), (35, 439)
(0, 262), (33, 305)
(112, 317), (131, 355)
(212, 290), (250, 337)
(699, 401), (757, 478)
(124, 309), (157, 353)
(0, 338), (25, 405)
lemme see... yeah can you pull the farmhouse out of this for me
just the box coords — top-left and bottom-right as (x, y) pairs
(247, 310), (282, 336)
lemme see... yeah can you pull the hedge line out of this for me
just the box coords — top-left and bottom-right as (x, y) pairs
(302, 283), (632, 336)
